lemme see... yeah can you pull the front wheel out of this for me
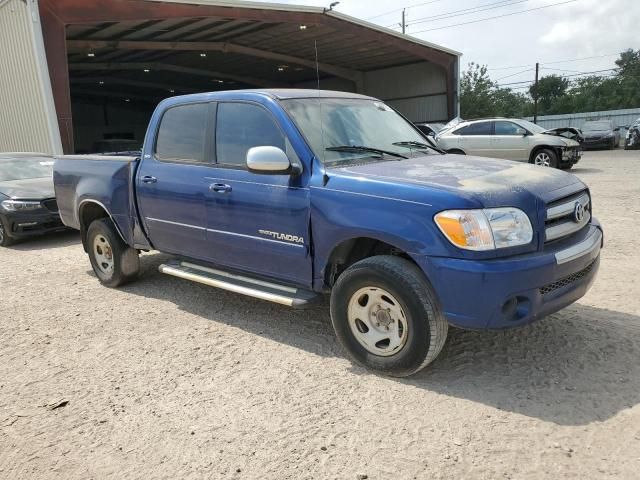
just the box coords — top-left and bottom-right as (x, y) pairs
(0, 216), (15, 247)
(330, 256), (448, 377)
(87, 218), (140, 287)
(531, 148), (558, 168)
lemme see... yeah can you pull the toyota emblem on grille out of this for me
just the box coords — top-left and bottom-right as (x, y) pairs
(574, 202), (585, 223)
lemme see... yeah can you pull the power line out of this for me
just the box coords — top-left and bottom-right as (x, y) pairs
(407, 0), (530, 26)
(488, 53), (620, 71)
(365, 0), (447, 21)
(409, 0), (579, 34)
(495, 68), (534, 82)
(497, 71), (625, 89)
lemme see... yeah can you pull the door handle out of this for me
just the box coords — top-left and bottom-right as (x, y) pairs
(210, 183), (232, 193)
(142, 175), (157, 184)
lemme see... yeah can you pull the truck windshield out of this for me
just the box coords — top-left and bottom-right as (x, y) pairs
(281, 98), (432, 165)
(0, 158), (53, 182)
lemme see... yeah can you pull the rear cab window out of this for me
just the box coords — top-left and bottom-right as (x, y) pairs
(155, 103), (210, 163)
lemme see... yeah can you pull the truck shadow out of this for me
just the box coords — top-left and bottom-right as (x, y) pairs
(8, 230), (80, 251)
(120, 252), (640, 427)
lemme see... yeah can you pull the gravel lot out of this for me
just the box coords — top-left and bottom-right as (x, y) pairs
(1, 150), (639, 479)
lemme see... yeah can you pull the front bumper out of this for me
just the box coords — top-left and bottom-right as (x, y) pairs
(1, 210), (68, 239)
(417, 222), (603, 330)
(561, 147), (582, 165)
(583, 137), (615, 149)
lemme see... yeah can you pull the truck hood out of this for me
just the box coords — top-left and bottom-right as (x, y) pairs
(328, 154), (585, 206)
(0, 177), (55, 200)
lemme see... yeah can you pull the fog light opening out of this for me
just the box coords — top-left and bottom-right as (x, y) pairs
(502, 296), (532, 322)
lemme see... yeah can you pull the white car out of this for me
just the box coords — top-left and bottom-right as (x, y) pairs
(436, 118), (582, 169)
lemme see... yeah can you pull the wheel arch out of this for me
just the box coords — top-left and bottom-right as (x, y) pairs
(78, 200), (126, 252)
(529, 145), (561, 163)
(322, 236), (422, 288)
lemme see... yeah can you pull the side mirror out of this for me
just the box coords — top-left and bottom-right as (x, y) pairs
(246, 146), (298, 175)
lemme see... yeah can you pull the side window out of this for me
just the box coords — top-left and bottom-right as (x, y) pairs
(216, 102), (286, 167)
(156, 103), (209, 162)
(454, 122), (492, 136)
(494, 121), (526, 136)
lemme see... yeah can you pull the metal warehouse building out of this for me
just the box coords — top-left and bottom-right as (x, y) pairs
(0, 0), (461, 155)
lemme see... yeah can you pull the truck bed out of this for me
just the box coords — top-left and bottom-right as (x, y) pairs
(53, 154), (149, 248)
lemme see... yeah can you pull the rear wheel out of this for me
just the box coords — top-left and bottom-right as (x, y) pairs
(559, 163), (574, 170)
(532, 148), (558, 168)
(87, 218), (139, 287)
(0, 216), (15, 247)
(330, 255), (448, 377)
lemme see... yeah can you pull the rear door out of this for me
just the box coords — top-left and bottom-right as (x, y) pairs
(491, 120), (529, 161)
(456, 121), (493, 157)
(203, 101), (312, 287)
(136, 102), (213, 258)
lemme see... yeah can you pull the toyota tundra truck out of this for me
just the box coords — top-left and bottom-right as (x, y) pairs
(53, 89), (603, 377)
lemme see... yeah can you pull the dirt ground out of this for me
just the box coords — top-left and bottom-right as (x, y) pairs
(1, 149), (640, 480)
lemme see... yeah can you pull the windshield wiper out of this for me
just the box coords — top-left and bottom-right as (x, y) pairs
(325, 145), (407, 159)
(392, 141), (445, 154)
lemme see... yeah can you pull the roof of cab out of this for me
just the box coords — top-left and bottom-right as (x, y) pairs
(171, 89), (377, 103)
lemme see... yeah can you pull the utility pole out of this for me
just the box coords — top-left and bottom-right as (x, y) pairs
(402, 8), (406, 34)
(533, 62), (539, 124)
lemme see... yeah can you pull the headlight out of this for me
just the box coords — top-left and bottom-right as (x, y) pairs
(1, 199), (42, 212)
(434, 208), (533, 251)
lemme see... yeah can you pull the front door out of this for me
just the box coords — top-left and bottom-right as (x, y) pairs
(491, 120), (529, 161)
(136, 102), (213, 258)
(203, 101), (311, 287)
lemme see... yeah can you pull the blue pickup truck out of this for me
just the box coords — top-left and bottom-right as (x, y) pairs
(54, 89), (603, 377)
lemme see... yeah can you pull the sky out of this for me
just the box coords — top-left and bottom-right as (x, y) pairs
(254, 0), (640, 92)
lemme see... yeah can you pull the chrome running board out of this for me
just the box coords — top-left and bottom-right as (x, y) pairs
(158, 260), (320, 308)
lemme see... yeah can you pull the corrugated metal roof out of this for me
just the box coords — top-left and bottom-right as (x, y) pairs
(147, 0), (462, 57)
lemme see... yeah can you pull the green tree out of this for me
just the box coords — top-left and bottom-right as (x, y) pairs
(529, 75), (569, 114)
(460, 62), (531, 118)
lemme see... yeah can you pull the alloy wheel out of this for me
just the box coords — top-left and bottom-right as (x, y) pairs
(534, 152), (551, 167)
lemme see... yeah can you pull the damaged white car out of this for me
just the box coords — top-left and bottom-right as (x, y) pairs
(435, 118), (582, 170)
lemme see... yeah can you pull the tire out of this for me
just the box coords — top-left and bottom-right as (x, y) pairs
(330, 255), (448, 377)
(0, 215), (15, 247)
(559, 163), (573, 170)
(531, 148), (558, 168)
(609, 139), (616, 150)
(86, 218), (140, 287)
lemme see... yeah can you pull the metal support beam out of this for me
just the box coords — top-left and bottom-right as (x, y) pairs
(68, 62), (290, 88)
(67, 39), (364, 85)
(70, 77), (200, 93)
(39, 3), (74, 153)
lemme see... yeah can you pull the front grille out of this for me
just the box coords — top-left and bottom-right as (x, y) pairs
(539, 258), (598, 296)
(544, 191), (590, 243)
(41, 198), (58, 213)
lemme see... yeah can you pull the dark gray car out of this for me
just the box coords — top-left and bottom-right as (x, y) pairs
(0, 153), (68, 246)
(580, 120), (620, 150)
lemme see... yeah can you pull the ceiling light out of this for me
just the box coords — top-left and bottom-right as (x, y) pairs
(87, 52), (95, 57)
(169, 89), (175, 93)
(200, 53), (207, 57)
(299, 25), (307, 30)
(99, 81), (104, 85)
(124, 98), (131, 102)
(278, 67), (284, 72)
(143, 69), (150, 73)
